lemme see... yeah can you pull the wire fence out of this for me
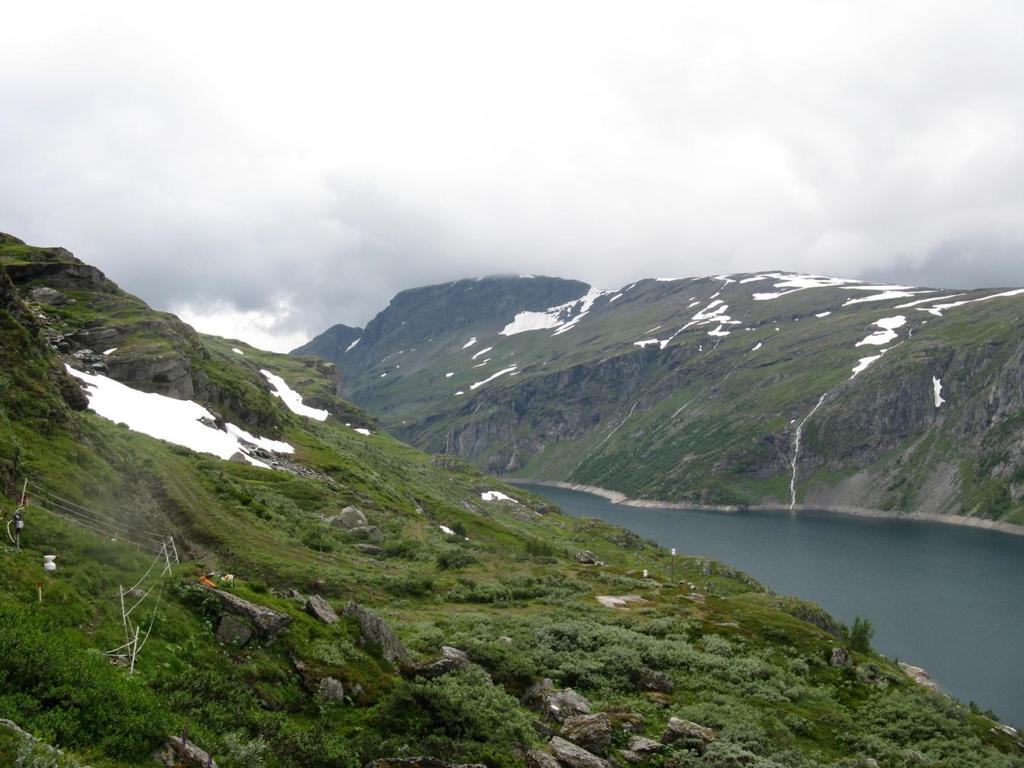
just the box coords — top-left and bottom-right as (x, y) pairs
(22, 478), (168, 554)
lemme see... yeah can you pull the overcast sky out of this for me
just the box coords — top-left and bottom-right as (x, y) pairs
(2, 2), (1023, 350)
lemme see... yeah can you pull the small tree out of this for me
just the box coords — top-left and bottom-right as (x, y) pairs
(846, 616), (875, 654)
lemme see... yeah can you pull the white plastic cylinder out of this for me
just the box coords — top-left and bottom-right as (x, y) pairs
(43, 555), (57, 572)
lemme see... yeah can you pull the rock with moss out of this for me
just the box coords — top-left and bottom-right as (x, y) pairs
(305, 594), (339, 624)
(559, 712), (611, 756)
(660, 716), (715, 753)
(343, 601), (408, 663)
(548, 735), (609, 768)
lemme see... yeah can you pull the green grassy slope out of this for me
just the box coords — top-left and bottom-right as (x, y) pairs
(2, 234), (1022, 767)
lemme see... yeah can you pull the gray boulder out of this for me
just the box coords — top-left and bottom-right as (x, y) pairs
(830, 647), (852, 667)
(343, 601), (408, 663)
(28, 286), (71, 306)
(317, 677), (345, 703)
(560, 713), (611, 756)
(575, 550), (599, 565)
(305, 594), (339, 624)
(526, 749), (561, 768)
(336, 506), (369, 528)
(626, 735), (663, 756)
(661, 716), (715, 753)
(404, 645), (471, 679)
(548, 736), (608, 768)
(156, 735), (217, 767)
(523, 679), (593, 723)
(204, 586), (291, 637)
(356, 543), (383, 556)
(523, 678), (593, 723)
(215, 614), (252, 647)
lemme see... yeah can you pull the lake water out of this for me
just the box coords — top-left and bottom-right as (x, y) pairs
(520, 484), (1024, 728)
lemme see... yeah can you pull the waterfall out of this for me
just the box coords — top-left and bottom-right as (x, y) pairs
(790, 392), (829, 511)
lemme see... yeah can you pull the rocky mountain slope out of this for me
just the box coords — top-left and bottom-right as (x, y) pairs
(300, 272), (1024, 525)
(3, 233), (1023, 767)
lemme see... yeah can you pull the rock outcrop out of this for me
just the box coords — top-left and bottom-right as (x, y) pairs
(215, 614), (253, 647)
(523, 679), (593, 723)
(305, 594), (339, 624)
(661, 716), (715, 753)
(343, 601), (408, 663)
(155, 735), (217, 767)
(203, 586), (291, 638)
(317, 677), (345, 703)
(548, 735), (608, 768)
(559, 713), (611, 756)
(402, 645), (471, 679)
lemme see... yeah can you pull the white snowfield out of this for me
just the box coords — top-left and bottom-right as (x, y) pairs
(500, 287), (608, 337)
(850, 352), (886, 378)
(916, 288), (1024, 317)
(225, 423), (294, 454)
(933, 377), (946, 408)
(462, 337), (478, 349)
(439, 524), (455, 535)
(260, 370), (329, 421)
(481, 490), (518, 503)
(471, 346), (492, 360)
(751, 273), (916, 302)
(66, 366), (292, 468)
(856, 316), (906, 347)
(469, 365), (518, 391)
(231, 347), (245, 355)
(353, 427), (372, 436)
(842, 290), (931, 307)
(345, 337), (361, 353)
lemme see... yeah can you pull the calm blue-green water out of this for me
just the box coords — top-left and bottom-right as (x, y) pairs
(520, 484), (1024, 728)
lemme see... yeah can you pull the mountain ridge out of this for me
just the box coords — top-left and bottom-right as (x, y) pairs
(297, 270), (1024, 526)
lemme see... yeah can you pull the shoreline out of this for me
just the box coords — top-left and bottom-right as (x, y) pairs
(511, 479), (1024, 538)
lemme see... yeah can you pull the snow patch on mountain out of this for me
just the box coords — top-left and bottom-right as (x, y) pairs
(67, 366), (291, 467)
(345, 337), (361, 353)
(856, 316), (906, 347)
(500, 287), (608, 337)
(843, 290), (932, 306)
(469, 365), (518, 390)
(472, 346), (492, 360)
(918, 289), (1024, 317)
(462, 337), (478, 349)
(933, 377), (946, 408)
(261, 370), (329, 421)
(851, 351), (887, 378)
(481, 490), (518, 502)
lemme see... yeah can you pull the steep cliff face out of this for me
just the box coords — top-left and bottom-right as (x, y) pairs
(304, 271), (1024, 523)
(0, 234), (360, 436)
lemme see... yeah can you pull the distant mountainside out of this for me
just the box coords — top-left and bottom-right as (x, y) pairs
(291, 321), (363, 361)
(298, 271), (1024, 525)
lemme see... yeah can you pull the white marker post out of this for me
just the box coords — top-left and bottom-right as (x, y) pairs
(670, 547), (677, 583)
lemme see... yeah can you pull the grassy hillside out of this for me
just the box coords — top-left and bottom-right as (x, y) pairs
(2, 234), (1022, 767)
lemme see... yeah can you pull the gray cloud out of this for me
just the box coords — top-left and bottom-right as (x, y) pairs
(2, 2), (1023, 349)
